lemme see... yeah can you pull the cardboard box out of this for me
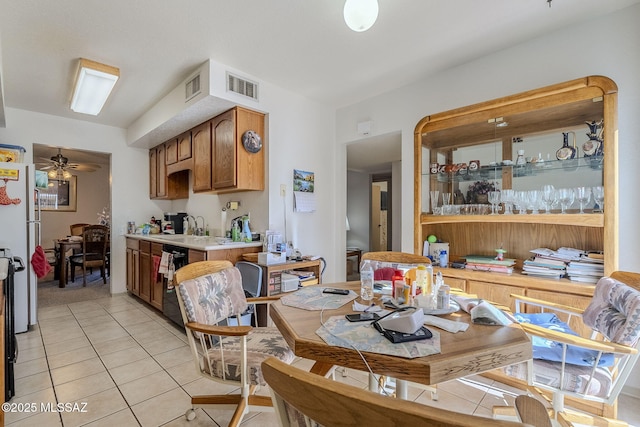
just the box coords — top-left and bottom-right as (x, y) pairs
(258, 252), (286, 265)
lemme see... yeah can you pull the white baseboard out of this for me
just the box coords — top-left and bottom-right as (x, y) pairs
(622, 385), (640, 399)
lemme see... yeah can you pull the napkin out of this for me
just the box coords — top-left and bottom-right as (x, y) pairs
(352, 301), (383, 312)
(423, 315), (469, 333)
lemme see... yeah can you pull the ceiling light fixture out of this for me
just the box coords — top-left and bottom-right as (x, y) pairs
(343, 0), (379, 32)
(47, 168), (72, 181)
(70, 58), (119, 115)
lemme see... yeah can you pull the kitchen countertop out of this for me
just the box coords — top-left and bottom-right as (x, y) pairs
(125, 234), (263, 251)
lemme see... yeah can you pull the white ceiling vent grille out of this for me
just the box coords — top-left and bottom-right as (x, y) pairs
(185, 74), (201, 102)
(227, 72), (258, 101)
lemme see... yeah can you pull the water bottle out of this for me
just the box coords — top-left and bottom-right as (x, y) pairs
(439, 249), (448, 268)
(360, 259), (374, 301)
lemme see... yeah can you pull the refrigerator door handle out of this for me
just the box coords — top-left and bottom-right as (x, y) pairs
(12, 256), (25, 273)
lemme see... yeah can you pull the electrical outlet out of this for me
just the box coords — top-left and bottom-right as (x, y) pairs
(280, 184), (286, 197)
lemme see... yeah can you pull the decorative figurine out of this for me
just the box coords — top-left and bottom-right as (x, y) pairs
(495, 247), (507, 261)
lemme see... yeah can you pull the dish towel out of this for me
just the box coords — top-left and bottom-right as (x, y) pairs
(152, 255), (162, 282)
(423, 315), (469, 333)
(158, 251), (172, 275)
(31, 245), (52, 278)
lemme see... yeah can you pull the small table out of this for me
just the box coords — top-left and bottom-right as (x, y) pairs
(270, 281), (531, 387)
(346, 248), (362, 272)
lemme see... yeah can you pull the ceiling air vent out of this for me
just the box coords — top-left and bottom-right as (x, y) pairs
(185, 74), (201, 102)
(227, 72), (258, 101)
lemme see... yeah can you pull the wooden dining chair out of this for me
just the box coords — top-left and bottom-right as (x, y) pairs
(359, 251), (436, 400)
(262, 357), (532, 427)
(174, 261), (295, 427)
(68, 224), (109, 286)
(69, 223), (89, 236)
(498, 270), (640, 425)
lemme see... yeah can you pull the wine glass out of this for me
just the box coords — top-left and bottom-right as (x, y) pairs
(527, 190), (541, 214)
(574, 187), (591, 214)
(501, 189), (514, 215)
(429, 190), (439, 215)
(488, 191), (501, 215)
(557, 188), (575, 214)
(513, 191), (527, 214)
(592, 186), (604, 213)
(541, 185), (556, 214)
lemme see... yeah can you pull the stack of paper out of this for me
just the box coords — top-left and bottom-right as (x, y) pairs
(522, 255), (567, 279)
(463, 255), (515, 274)
(566, 252), (604, 284)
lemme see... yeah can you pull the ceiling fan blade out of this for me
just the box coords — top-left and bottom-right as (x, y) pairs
(36, 164), (55, 170)
(67, 163), (101, 172)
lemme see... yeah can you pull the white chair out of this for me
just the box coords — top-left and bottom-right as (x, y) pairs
(174, 260), (295, 426)
(502, 271), (640, 425)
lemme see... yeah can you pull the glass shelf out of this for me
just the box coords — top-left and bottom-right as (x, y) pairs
(426, 156), (604, 183)
(420, 212), (604, 227)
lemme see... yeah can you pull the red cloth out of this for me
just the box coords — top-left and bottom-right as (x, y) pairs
(31, 245), (52, 278)
(152, 255), (162, 282)
(374, 267), (398, 281)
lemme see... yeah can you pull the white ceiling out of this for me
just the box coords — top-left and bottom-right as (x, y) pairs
(1, 0), (638, 171)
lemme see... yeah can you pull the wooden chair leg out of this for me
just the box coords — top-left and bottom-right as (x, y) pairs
(83, 265), (87, 286)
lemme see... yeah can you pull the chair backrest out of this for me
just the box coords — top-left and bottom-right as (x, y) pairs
(81, 225), (108, 258)
(175, 261), (246, 326)
(235, 261), (263, 298)
(70, 223), (90, 236)
(262, 357), (529, 427)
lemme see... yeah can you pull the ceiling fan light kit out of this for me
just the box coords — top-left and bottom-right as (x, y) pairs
(70, 58), (120, 115)
(343, 0), (379, 32)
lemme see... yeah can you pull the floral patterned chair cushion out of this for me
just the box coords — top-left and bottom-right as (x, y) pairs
(583, 276), (640, 346)
(178, 266), (294, 386)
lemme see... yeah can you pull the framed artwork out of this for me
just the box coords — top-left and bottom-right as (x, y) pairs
(39, 176), (77, 211)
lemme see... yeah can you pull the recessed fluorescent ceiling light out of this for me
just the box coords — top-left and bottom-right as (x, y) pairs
(70, 58), (119, 115)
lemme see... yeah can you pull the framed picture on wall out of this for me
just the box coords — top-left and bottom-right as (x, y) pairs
(39, 176), (77, 211)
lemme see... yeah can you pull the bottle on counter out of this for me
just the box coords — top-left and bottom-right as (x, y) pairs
(231, 221), (240, 242)
(439, 249), (448, 268)
(360, 259), (374, 301)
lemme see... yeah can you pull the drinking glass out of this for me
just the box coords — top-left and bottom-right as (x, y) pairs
(429, 190), (439, 215)
(527, 190), (541, 214)
(575, 187), (591, 214)
(512, 191), (526, 214)
(592, 186), (604, 213)
(557, 188), (575, 214)
(541, 185), (556, 214)
(488, 191), (501, 215)
(501, 189), (514, 215)
(441, 192), (451, 215)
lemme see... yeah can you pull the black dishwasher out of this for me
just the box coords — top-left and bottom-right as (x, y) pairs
(161, 245), (189, 328)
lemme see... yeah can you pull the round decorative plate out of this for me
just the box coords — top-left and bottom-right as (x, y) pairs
(242, 130), (262, 153)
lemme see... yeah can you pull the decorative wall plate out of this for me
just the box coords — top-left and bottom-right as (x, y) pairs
(242, 130), (262, 153)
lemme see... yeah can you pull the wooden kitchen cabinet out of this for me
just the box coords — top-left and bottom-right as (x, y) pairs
(192, 120), (213, 192)
(166, 131), (192, 165)
(188, 246), (260, 264)
(126, 238), (140, 296)
(139, 241), (152, 303)
(212, 107), (265, 192)
(466, 280), (524, 312)
(149, 143), (189, 200)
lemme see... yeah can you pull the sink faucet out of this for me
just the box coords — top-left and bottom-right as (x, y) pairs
(195, 216), (205, 236)
(186, 215), (196, 235)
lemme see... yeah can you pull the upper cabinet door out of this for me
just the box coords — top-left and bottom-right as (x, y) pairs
(192, 121), (212, 192)
(177, 131), (192, 161)
(165, 138), (178, 165)
(212, 109), (237, 189)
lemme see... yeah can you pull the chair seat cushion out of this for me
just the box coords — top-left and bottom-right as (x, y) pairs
(202, 327), (295, 386)
(503, 360), (613, 398)
(515, 313), (614, 367)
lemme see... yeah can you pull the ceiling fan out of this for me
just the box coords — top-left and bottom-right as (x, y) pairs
(36, 148), (101, 179)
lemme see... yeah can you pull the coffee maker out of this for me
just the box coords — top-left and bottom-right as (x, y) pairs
(163, 212), (188, 234)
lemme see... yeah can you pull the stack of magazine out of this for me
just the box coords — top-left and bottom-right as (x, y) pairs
(566, 252), (604, 284)
(522, 247), (585, 279)
(463, 255), (515, 274)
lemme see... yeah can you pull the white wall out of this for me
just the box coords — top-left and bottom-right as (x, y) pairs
(347, 170), (370, 252)
(334, 3), (640, 395)
(0, 108), (153, 294)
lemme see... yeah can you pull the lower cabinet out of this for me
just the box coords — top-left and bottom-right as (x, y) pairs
(126, 238), (166, 310)
(466, 280), (525, 313)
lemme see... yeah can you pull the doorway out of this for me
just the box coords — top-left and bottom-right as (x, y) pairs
(371, 174), (392, 252)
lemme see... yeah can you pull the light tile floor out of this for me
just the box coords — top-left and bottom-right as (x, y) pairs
(6, 292), (640, 426)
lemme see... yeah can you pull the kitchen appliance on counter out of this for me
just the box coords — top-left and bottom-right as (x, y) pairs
(0, 162), (39, 334)
(163, 212), (188, 234)
(162, 244), (189, 327)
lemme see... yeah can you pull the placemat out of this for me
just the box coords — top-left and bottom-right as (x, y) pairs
(316, 316), (441, 359)
(281, 286), (358, 310)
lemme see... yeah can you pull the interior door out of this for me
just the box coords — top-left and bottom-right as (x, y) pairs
(370, 184), (381, 252)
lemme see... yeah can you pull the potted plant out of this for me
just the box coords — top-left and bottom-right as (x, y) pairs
(467, 180), (496, 204)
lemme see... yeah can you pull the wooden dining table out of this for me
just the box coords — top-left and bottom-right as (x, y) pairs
(270, 281), (532, 390)
(55, 238), (82, 288)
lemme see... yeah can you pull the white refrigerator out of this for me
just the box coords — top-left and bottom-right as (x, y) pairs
(0, 162), (39, 333)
